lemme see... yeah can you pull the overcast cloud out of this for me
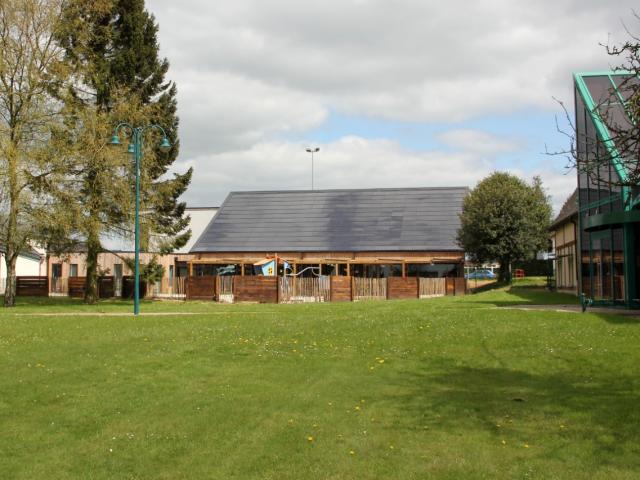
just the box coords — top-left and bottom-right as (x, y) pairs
(147, 0), (638, 212)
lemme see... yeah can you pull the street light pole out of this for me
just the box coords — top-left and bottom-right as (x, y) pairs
(110, 124), (171, 316)
(305, 147), (319, 190)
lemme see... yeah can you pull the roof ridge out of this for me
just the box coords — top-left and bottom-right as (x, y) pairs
(227, 186), (470, 195)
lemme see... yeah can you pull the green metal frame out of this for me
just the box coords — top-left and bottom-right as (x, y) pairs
(574, 72), (639, 308)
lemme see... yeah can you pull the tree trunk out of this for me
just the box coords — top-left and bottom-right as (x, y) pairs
(4, 142), (19, 308)
(3, 252), (18, 307)
(498, 260), (512, 283)
(84, 228), (100, 303)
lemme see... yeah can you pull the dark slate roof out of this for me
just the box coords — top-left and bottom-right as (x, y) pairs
(191, 187), (468, 253)
(550, 189), (578, 230)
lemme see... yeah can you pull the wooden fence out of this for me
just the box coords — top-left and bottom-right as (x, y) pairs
(186, 275), (216, 300)
(387, 277), (418, 300)
(16, 276), (49, 297)
(67, 276), (115, 298)
(278, 276), (330, 303)
(234, 276), (278, 303)
(121, 277), (150, 299)
(352, 277), (387, 301)
(330, 276), (352, 302)
(178, 275), (465, 303)
(419, 278), (446, 298)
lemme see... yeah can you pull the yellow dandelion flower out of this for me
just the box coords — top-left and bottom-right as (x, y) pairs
(355, 406), (360, 411)
(349, 450), (355, 455)
(524, 444), (529, 448)
(307, 436), (314, 442)
(501, 440), (506, 445)
(389, 445), (395, 449)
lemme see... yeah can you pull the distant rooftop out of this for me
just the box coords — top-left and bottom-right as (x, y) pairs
(550, 189), (578, 229)
(99, 206), (219, 253)
(191, 187), (468, 253)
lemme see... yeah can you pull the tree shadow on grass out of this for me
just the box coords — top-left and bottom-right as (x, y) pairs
(470, 286), (579, 307)
(590, 311), (640, 325)
(384, 358), (640, 466)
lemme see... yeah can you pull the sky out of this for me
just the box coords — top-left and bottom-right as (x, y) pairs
(146, 0), (639, 214)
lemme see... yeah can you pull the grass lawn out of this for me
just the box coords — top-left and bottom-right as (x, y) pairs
(1, 286), (639, 479)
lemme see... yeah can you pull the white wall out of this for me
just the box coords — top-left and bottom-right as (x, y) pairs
(176, 207), (219, 253)
(0, 252), (44, 286)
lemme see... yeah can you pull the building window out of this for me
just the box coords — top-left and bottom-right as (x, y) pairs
(407, 263), (459, 278)
(350, 264), (402, 278)
(194, 264), (239, 276)
(52, 263), (62, 278)
(70, 264), (78, 277)
(320, 263), (348, 276)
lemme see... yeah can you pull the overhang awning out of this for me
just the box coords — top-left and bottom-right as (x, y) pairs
(583, 209), (640, 231)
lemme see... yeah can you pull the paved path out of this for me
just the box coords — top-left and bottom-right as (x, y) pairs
(12, 311), (268, 317)
(504, 304), (640, 316)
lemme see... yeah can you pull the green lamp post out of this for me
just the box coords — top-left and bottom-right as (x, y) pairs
(110, 124), (171, 315)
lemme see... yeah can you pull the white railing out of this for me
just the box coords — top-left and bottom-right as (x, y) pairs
(419, 278), (446, 298)
(279, 276), (330, 303)
(353, 277), (387, 301)
(49, 277), (68, 296)
(152, 277), (187, 299)
(217, 276), (234, 303)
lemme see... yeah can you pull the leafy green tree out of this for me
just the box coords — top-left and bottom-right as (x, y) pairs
(54, 0), (192, 303)
(123, 255), (164, 284)
(0, 0), (69, 307)
(457, 172), (552, 282)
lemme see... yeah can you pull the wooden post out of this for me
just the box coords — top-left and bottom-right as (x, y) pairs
(351, 276), (355, 302)
(329, 275), (333, 302)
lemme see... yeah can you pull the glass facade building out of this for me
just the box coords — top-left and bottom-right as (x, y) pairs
(574, 72), (640, 306)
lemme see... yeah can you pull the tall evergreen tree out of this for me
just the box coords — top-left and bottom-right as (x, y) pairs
(56, 0), (192, 303)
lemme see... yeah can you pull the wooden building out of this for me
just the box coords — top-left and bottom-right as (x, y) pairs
(189, 187), (468, 283)
(550, 190), (578, 293)
(46, 207), (218, 297)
